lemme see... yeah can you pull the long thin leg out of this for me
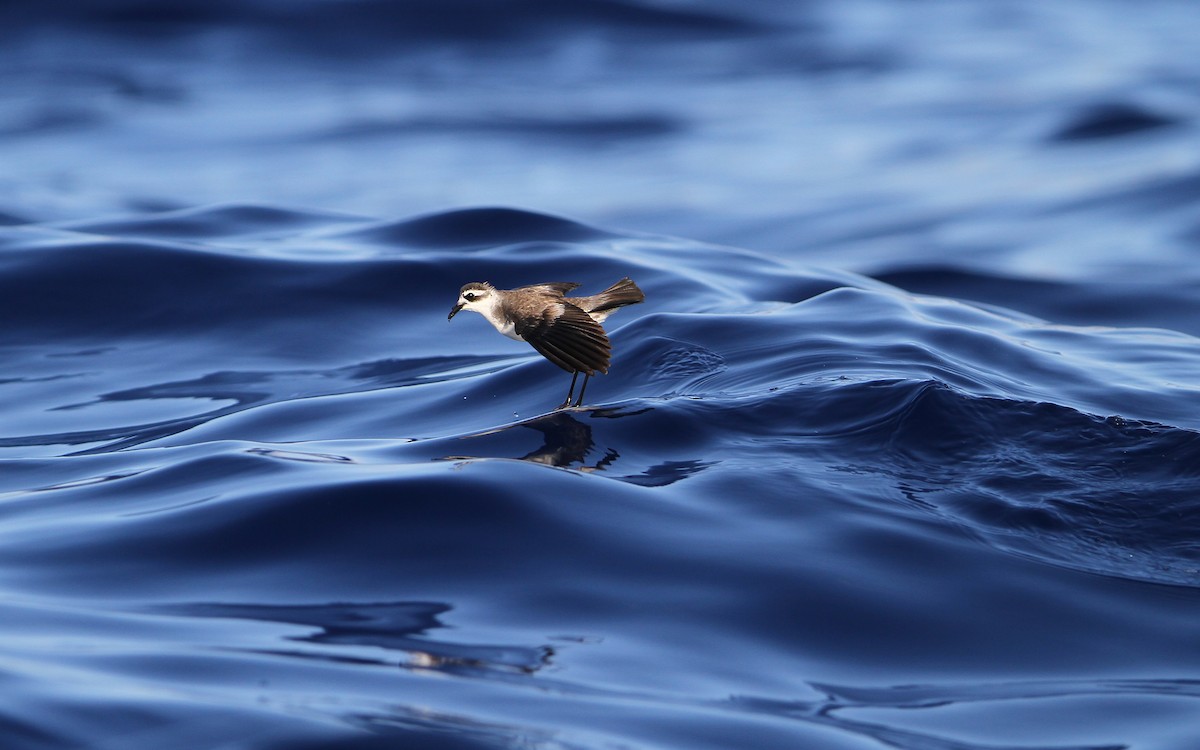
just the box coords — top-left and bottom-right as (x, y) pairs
(572, 373), (591, 408)
(557, 371), (580, 410)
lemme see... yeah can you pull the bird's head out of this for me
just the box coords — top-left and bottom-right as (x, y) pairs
(448, 281), (495, 320)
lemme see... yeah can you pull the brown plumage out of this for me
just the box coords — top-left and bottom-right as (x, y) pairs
(448, 277), (645, 409)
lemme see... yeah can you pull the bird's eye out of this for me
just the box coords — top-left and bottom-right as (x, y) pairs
(464, 293), (476, 301)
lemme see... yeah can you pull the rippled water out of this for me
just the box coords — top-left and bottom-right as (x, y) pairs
(4, 2), (1200, 749)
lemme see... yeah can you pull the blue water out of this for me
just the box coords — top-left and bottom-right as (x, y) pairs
(4, 2), (1200, 748)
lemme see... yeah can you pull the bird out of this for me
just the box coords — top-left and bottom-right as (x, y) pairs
(448, 277), (645, 409)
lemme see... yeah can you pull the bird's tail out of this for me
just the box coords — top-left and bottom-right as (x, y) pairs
(587, 277), (646, 315)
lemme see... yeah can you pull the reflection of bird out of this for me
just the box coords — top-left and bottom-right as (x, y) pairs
(518, 411), (619, 472)
(448, 278), (644, 409)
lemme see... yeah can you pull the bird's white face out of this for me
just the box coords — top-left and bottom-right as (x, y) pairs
(457, 287), (491, 312)
(448, 284), (495, 321)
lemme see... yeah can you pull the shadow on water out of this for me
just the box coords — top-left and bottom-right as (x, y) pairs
(437, 408), (713, 487)
(164, 601), (554, 676)
(732, 678), (1200, 750)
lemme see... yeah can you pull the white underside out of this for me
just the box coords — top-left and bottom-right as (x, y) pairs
(494, 317), (521, 341)
(468, 296), (523, 340)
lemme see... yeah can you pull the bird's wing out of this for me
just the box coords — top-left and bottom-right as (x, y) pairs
(513, 282), (580, 297)
(515, 301), (612, 375)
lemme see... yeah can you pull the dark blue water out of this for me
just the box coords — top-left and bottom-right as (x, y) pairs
(4, 2), (1200, 748)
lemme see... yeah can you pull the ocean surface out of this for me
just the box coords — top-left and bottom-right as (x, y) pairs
(4, 1), (1200, 748)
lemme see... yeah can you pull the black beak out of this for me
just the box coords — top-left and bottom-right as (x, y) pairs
(448, 303), (463, 320)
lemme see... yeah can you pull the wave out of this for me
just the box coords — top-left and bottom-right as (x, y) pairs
(2, 205), (1199, 749)
(4, 205), (1199, 577)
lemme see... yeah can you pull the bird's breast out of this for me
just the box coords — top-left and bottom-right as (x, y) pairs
(490, 316), (522, 341)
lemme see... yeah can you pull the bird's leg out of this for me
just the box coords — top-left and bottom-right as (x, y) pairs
(572, 373), (591, 408)
(557, 371), (580, 410)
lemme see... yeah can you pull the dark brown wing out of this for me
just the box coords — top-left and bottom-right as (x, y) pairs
(515, 301), (611, 375)
(513, 282), (580, 297)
